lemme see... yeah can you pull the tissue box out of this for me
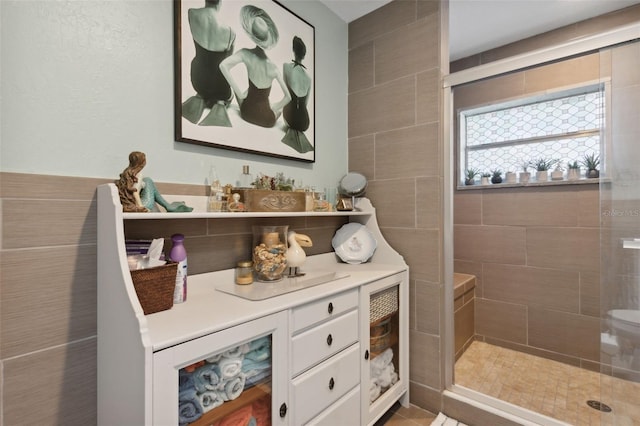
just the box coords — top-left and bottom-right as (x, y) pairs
(235, 189), (305, 212)
(130, 262), (177, 315)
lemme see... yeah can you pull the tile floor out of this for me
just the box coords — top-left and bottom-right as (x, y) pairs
(455, 341), (640, 425)
(375, 402), (437, 426)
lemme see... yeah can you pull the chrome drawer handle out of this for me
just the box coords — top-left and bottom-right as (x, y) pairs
(327, 334), (333, 346)
(329, 377), (335, 390)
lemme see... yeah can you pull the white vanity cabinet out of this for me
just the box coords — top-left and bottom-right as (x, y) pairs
(97, 183), (409, 426)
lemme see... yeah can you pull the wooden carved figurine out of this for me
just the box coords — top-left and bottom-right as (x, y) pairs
(115, 151), (149, 213)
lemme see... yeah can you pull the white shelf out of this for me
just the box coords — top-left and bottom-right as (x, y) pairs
(122, 210), (370, 219)
(121, 191), (371, 219)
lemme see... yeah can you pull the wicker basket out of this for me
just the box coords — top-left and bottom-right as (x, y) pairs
(130, 262), (177, 315)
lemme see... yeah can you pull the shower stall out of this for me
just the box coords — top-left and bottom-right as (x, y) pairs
(444, 23), (640, 425)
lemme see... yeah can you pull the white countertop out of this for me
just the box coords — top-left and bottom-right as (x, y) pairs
(145, 253), (406, 351)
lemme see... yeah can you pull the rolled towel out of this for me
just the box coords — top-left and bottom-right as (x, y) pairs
(376, 363), (394, 388)
(215, 356), (243, 380)
(178, 388), (203, 424)
(205, 353), (223, 364)
(390, 370), (399, 386)
(179, 369), (195, 392)
(244, 368), (271, 388)
(249, 336), (271, 351)
(222, 345), (245, 358)
(217, 373), (246, 401)
(193, 363), (221, 393)
(369, 381), (381, 403)
(242, 357), (271, 388)
(198, 390), (223, 413)
(370, 348), (394, 377)
(245, 344), (271, 362)
(371, 348), (393, 369)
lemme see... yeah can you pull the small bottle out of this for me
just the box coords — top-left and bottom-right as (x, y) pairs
(305, 187), (315, 212)
(169, 234), (188, 303)
(208, 165), (224, 212)
(235, 260), (254, 285)
(238, 165), (254, 188)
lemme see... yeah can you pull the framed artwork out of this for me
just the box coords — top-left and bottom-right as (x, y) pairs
(174, 0), (315, 162)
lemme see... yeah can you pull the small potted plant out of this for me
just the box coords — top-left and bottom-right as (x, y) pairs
(551, 163), (564, 180)
(581, 153), (600, 178)
(480, 172), (491, 185)
(567, 161), (581, 181)
(519, 162), (531, 184)
(464, 168), (480, 185)
(505, 170), (517, 184)
(531, 158), (556, 182)
(491, 169), (503, 184)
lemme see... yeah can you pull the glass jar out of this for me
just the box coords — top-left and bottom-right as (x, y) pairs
(252, 225), (288, 282)
(235, 260), (254, 285)
(313, 190), (330, 212)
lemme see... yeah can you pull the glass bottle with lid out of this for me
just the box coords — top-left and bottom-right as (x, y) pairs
(235, 260), (253, 285)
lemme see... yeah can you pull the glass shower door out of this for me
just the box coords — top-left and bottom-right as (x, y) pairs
(599, 40), (640, 424)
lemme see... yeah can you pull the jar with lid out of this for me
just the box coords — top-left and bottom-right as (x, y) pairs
(235, 260), (254, 285)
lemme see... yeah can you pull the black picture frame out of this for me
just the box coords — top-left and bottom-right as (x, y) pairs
(174, 0), (315, 162)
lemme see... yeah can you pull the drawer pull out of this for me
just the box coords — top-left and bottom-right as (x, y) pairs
(326, 334), (333, 346)
(279, 403), (287, 418)
(364, 349), (369, 360)
(328, 302), (334, 314)
(328, 377), (335, 390)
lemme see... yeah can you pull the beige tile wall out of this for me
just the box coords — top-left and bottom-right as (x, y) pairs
(0, 172), (347, 424)
(452, 43), (615, 370)
(348, 0), (446, 414)
(455, 182), (602, 368)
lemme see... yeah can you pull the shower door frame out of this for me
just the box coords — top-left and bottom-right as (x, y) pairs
(442, 22), (640, 426)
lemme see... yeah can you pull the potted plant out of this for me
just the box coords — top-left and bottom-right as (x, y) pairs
(531, 158), (556, 182)
(480, 172), (491, 185)
(567, 160), (581, 181)
(464, 168), (480, 185)
(551, 163), (564, 180)
(505, 170), (517, 184)
(581, 153), (600, 178)
(519, 162), (531, 184)
(491, 169), (503, 184)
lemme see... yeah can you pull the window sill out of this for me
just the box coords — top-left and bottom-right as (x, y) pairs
(456, 177), (603, 191)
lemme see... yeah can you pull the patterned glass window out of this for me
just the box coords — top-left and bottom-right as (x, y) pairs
(459, 84), (603, 182)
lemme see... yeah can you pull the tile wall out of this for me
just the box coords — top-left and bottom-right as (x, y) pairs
(348, 0), (446, 414)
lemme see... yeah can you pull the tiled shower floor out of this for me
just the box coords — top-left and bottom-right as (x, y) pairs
(455, 341), (640, 425)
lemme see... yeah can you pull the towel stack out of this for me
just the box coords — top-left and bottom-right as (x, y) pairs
(369, 347), (398, 402)
(178, 336), (272, 425)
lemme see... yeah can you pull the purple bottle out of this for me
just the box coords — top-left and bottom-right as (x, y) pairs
(169, 233), (187, 303)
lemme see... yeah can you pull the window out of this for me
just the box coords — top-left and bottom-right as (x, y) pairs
(458, 83), (604, 185)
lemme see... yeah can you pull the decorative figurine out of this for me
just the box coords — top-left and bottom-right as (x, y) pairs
(286, 231), (313, 277)
(115, 151), (149, 212)
(227, 193), (246, 212)
(115, 151), (193, 213)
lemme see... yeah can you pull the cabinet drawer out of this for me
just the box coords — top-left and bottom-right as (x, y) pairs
(306, 385), (360, 426)
(292, 289), (358, 332)
(291, 309), (358, 375)
(291, 344), (360, 426)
